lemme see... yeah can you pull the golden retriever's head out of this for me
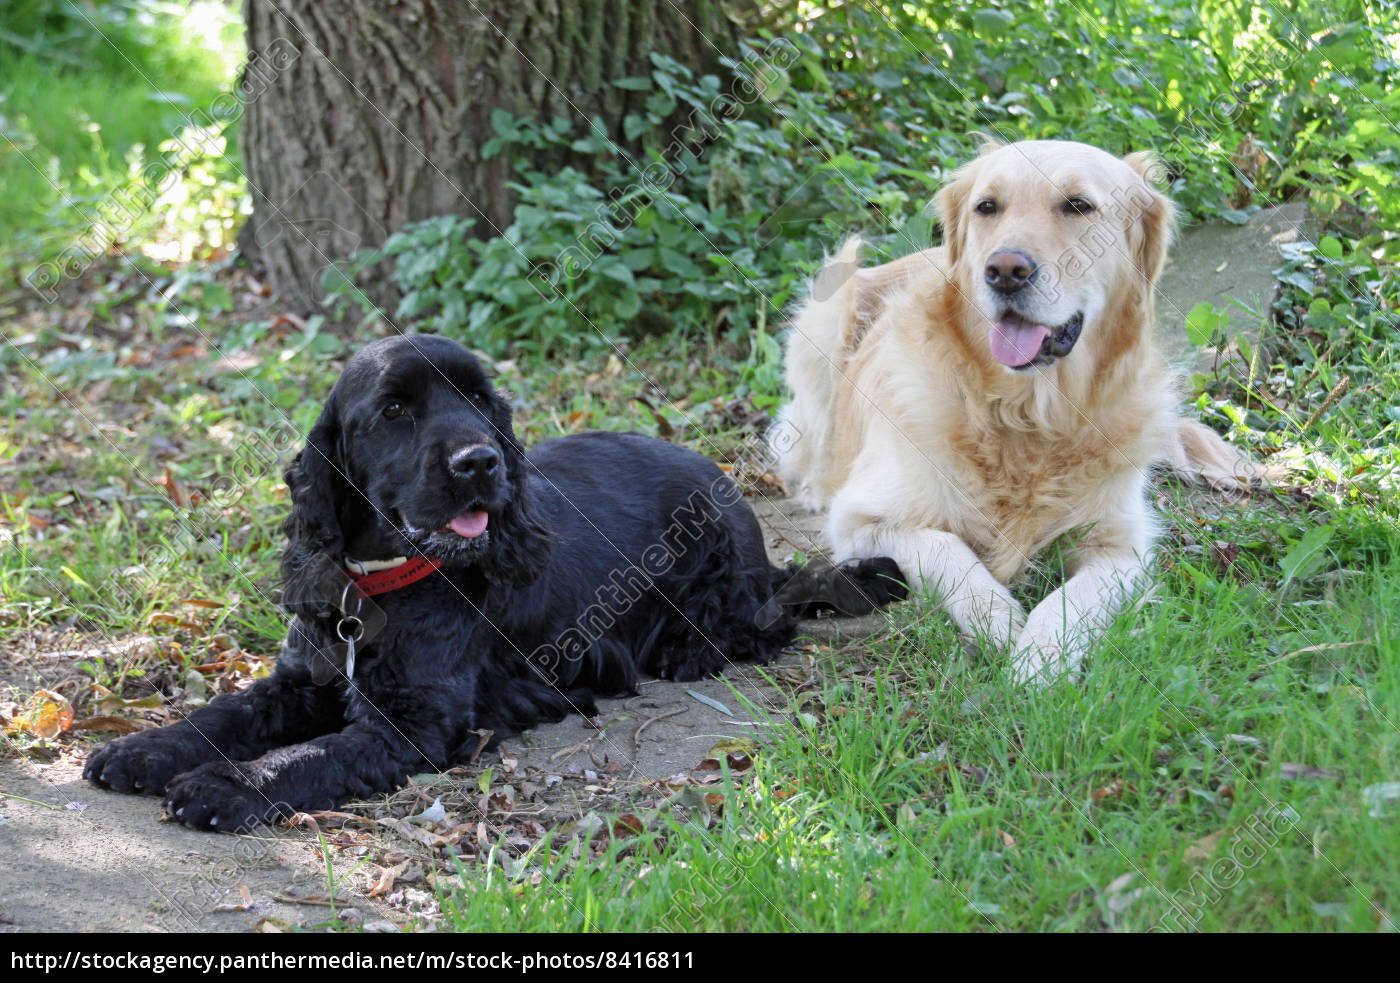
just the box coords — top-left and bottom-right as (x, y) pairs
(935, 140), (1174, 373)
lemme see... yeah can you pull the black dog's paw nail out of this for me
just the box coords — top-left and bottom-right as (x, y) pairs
(84, 735), (191, 796)
(163, 765), (271, 833)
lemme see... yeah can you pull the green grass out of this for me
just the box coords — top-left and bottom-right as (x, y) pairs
(426, 521), (1400, 932)
(0, 0), (243, 257)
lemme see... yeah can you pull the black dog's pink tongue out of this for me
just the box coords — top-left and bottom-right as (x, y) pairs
(448, 510), (489, 538)
(989, 318), (1051, 368)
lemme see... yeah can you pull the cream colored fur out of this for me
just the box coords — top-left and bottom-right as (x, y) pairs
(773, 139), (1274, 684)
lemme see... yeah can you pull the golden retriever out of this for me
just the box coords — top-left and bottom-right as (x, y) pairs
(774, 138), (1269, 684)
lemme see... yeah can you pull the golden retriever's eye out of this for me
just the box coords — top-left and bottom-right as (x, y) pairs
(382, 401), (405, 420)
(975, 199), (998, 216)
(1063, 197), (1096, 215)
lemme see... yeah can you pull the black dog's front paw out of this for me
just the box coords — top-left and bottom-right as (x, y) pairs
(84, 729), (208, 796)
(834, 556), (909, 613)
(769, 555), (909, 620)
(163, 762), (288, 832)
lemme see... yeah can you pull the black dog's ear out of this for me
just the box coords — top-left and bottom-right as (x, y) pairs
(483, 408), (551, 589)
(280, 398), (349, 615)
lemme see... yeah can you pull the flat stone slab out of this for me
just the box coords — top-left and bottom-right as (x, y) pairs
(1155, 202), (1315, 366)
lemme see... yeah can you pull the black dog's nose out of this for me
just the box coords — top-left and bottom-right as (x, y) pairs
(985, 249), (1037, 294)
(448, 444), (500, 480)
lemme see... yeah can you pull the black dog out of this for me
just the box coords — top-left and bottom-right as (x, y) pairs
(84, 335), (904, 830)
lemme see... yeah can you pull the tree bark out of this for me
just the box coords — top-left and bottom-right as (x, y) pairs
(236, 0), (752, 311)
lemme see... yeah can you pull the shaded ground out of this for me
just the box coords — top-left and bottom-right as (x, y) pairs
(0, 758), (401, 932)
(0, 494), (899, 933)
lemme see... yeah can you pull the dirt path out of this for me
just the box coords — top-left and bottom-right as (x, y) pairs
(0, 496), (891, 933)
(0, 756), (402, 932)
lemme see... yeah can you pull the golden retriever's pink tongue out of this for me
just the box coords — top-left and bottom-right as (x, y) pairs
(989, 320), (1050, 368)
(448, 511), (489, 538)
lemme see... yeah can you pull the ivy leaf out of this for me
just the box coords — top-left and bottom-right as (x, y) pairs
(1184, 302), (1224, 346)
(1317, 235), (1345, 259)
(597, 261), (635, 287)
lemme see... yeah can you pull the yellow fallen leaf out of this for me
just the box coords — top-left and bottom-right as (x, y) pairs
(6, 690), (75, 739)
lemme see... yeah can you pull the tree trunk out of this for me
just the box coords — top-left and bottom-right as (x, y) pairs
(236, 0), (752, 312)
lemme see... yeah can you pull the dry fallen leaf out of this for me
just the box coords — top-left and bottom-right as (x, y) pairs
(211, 885), (255, 913)
(285, 812), (322, 835)
(709, 737), (757, 757)
(4, 690), (75, 739)
(1090, 777), (1125, 803)
(156, 466), (185, 507)
(366, 861), (407, 899)
(96, 690), (164, 713)
(611, 814), (645, 838)
(727, 752), (755, 771)
(72, 715), (148, 734)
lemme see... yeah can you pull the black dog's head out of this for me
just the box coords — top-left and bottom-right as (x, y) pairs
(280, 335), (550, 615)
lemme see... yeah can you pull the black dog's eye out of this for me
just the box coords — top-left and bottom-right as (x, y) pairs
(470, 390), (489, 405)
(1063, 197), (1095, 215)
(383, 401), (405, 420)
(975, 199), (998, 216)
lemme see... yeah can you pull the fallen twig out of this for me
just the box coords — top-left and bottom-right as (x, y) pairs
(629, 707), (689, 778)
(271, 894), (342, 907)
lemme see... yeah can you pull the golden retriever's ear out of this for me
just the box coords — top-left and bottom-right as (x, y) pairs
(971, 132), (1005, 157)
(934, 158), (979, 267)
(1122, 151), (1177, 285)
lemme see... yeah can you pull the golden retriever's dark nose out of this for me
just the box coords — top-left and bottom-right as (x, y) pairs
(449, 444), (500, 480)
(984, 250), (1037, 294)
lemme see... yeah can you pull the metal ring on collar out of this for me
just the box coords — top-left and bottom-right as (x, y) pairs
(338, 578), (363, 618)
(336, 616), (364, 643)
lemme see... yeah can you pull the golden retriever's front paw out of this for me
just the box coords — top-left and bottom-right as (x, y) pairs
(971, 596), (1026, 650)
(1009, 630), (1084, 686)
(791, 484), (827, 515)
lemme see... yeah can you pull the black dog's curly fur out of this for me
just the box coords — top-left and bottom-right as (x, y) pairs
(84, 335), (904, 830)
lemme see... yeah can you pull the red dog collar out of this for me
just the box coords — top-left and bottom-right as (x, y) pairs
(343, 555), (444, 596)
